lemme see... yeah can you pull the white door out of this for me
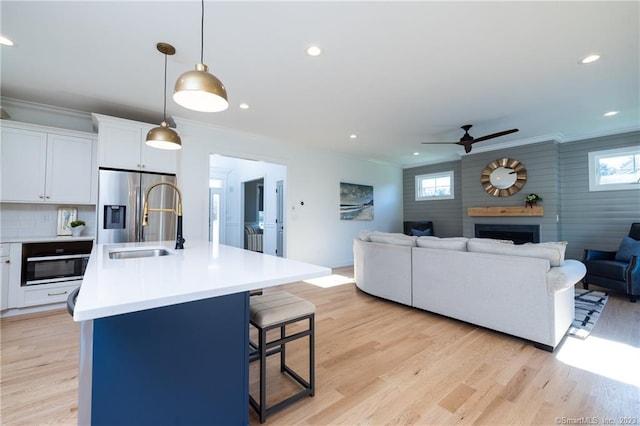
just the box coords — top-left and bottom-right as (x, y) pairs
(276, 180), (284, 257)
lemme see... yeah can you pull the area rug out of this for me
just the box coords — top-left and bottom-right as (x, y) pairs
(568, 289), (608, 339)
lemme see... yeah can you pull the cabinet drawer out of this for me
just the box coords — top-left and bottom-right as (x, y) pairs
(22, 282), (80, 306)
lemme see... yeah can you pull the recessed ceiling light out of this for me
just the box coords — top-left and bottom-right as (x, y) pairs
(307, 45), (322, 57)
(349, 134), (357, 139)
(580, 54), (600, 64)
(0, 34), (14, 46)
(413, 152), (420, 156)
(603, 111), (619, 117)
(239, 103), (249, 110)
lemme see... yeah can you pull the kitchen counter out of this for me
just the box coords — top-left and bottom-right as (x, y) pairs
(74, 239), (330, 321)
(0, 235), (95, 244)
(74, 239), (331, 425)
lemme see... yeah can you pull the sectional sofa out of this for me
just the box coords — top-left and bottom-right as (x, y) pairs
(353, 232), (587, 351)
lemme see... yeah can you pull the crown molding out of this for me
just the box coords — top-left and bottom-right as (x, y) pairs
(556, 125), (640, 143)
(0, 97), (91, 120)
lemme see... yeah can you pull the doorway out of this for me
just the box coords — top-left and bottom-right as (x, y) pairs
(243, 178), (264, 252)
(209, 154), (287, 256)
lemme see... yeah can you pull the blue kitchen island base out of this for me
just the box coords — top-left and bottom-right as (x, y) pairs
(89, 292), (249, 425)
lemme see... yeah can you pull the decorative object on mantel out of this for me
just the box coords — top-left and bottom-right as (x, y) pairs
(525, 193), (543, 208)
(480, 157), (527, 197)
(467, 205), (544, 217)
(70, 220), (86, 237)
(57, 207), (78, 236)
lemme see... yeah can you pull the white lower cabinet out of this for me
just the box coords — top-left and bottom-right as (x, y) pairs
(1, 243), (21, 312)
(0, 244), (11, 311)
(21, 281), (80, 307)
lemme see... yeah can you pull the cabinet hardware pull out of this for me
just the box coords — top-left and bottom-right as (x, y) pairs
(45, 196), (51, 199)
(4, 260), (9, 264)
(39, 195), (44, 199)
(48, 291), (68, 296)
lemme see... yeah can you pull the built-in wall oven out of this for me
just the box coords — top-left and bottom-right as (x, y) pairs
(21, 241), (93, 286)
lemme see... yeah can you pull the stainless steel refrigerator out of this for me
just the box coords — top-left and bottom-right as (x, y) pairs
(97, 168), (177, 244)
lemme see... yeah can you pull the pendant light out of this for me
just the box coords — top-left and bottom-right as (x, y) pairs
(146, 42), (182, 150)
(173, 0), (228, 112)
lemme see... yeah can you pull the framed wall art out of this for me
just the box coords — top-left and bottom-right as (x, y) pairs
(340, 182), (373, 220)
(57, 207), (78, 236)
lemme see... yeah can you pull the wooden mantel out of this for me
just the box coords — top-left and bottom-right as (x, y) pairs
(467, 205), (544, 217)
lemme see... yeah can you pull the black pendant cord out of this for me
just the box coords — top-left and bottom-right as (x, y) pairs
(200, 0), (205, 64)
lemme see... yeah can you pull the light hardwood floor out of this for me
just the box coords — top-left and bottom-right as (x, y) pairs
(2, 266), (639, 425)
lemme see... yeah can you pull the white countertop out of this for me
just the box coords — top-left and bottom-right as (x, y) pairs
(73, 240), (331, 322)
(0, 235), (95, 244)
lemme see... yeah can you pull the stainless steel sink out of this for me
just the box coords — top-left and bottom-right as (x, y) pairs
(108, 248), (173, 260)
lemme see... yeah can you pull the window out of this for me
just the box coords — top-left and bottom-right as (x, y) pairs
(415, 171), (454, 201)
(588, 146), (640, 191)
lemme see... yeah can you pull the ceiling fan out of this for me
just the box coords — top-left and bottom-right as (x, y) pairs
(422, 124), (519, 153)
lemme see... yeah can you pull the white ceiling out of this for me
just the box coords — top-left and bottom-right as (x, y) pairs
(1, 1), (638, 167)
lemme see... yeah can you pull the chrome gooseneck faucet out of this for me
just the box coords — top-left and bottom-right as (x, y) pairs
(142, 182), (185, 250)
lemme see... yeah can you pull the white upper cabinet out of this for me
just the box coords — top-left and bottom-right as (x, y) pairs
(93, 114), (177, 174)
(0, 122), (96, 204)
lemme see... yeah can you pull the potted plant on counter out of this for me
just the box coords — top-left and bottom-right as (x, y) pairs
(70, 220), (86, 237)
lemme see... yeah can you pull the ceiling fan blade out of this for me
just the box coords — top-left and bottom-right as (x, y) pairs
(420, 142), (459, 145)
(472, 128), (519, 143)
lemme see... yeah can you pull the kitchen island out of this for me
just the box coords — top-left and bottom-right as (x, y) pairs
(74, 240), (331, 425)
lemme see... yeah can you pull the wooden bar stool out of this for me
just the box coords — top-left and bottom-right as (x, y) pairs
(249, 291), (315, 423)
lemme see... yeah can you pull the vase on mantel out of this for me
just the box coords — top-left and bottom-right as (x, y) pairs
(71, 225), (85, 237)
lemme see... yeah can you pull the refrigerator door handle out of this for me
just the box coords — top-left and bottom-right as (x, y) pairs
(135, 185), (143, 241)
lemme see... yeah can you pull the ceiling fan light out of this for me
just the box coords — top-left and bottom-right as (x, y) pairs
(173, 63), (228, 112)
(146, 122), (182, 150)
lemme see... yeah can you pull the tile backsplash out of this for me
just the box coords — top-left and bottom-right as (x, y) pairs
(0, 203), (96, 240)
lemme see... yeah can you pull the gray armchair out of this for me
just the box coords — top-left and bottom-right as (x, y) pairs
(583, 223), (640, 302)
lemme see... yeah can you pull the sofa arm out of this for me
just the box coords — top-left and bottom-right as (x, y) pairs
(547, 259), (587, 293)
(583, 249), (616, 261)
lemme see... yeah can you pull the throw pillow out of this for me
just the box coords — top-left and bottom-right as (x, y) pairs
(615, 236), (640, 262)
(411, 228), (432, 237)
(527, 241), (567, 264)
(468, 238), (514, 245)
(416, 236), (468, 251)
(467, 241), (564, 266)
(369, 232), (417, 247)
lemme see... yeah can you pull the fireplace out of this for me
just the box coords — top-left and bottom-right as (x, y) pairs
(474, 224), (540, 245)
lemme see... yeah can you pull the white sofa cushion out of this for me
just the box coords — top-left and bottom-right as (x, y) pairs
(527, 241), (567, 265)
(468, 240), (566, 267)
(358, 230), (373, 241)
(468, 237), (514, 245)
(369, 232), (417, 247)
(416, 236), (468, 251)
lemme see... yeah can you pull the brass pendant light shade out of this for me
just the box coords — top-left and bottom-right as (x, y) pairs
(174, 63), (228, 112)
(146, 42), (182, 150)
(146, 121), (182, 150)
(173, 0), (228, 113)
